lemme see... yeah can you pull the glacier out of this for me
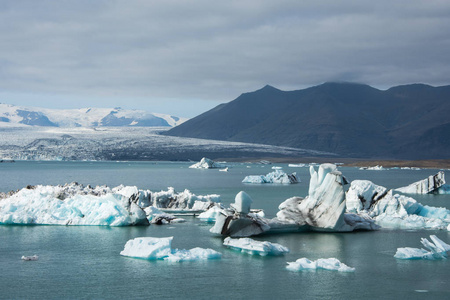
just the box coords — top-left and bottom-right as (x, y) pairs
(286, 258), (355, 272)
(395, 171), (446, 194)
(242, 169), (299, 184)
(189, 157), (227, 169)
(223, 237), (289, 256)
(0, 183), (220, 226)
(120, 237), (222, 261)
(394, 235), (450, 260)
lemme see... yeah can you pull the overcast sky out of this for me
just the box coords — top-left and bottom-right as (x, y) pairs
(0, 0), (449, 117)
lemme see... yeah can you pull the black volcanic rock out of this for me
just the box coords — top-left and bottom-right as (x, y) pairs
(164, 82), (450, 159)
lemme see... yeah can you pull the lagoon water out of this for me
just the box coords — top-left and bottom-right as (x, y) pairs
(1, 161), (450, 299)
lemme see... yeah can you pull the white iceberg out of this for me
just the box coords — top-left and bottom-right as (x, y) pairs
(223, 237), (289, 256)
(346, 180), (450, 230)
(189, 157), (226, 169)
(0, 184), (148, 226)
(242, 169), (299, 184)
(286, 258), (355, 272)
(120, 237), (222, 261)
(394, 235), (450, 260)
(275, 164), (378, 232)
(197, 205), (224, 222)
(288, 163), (306, 167)
(0, 183), (220, 226)
(395, 171), (445, 194)
(21, 255), (38, 261)
(359, 165), (386, 170)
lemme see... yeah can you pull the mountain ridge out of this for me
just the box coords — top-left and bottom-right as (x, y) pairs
(0, 104), (187, 128)
(164, 82), (450, 159)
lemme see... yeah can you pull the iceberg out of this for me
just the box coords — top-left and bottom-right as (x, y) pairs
(346, 180), (450, 230)
(197, 205), (225, 222)
(120, 237), (222, 261)
(0, 183), (220, 226)
(0, 183), (149, 226)
(242, 169), (299, 184)
(210, 191), (271, 237)
(223, 237), (289, 256)
(395, 171), (446, 194)
(144, 206), (185, 225)
(394, 235), (450, 260)
(275, 164), (378, 232)
(189, 157), (227, 169)
(286, 258), (355, 272)
(359, 165), (386, 170)
(21, 255), (38, 261)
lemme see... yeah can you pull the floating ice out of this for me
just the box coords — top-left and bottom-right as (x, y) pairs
(189, 157), (226, 169)
(359, 165), (386, 170)
(288, 163), (306, 167)
(395, 171), (446, 194)
(394, 235), (450, 260)
(346, 180), (450, 230)
(276, 164), (378, 232)
(0, 183), (220, 226)
(242, 169), (299, 184)
(120, 237), (222, 261)
(197, 205), (224, 222)
(219, 167), (229, 172)
(286, 258), (355, 272)
(144, 206), (185, 225)
(21, 255), (38, 261)
(223, 237), (289, 256)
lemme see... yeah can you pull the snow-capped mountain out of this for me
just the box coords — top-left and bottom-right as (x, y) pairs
(0, 103), (187, 127)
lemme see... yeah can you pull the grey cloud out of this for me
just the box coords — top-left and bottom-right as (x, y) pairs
(0, 0), (449, 114)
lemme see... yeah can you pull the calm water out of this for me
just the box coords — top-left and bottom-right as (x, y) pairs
(1, 161), (450, 299)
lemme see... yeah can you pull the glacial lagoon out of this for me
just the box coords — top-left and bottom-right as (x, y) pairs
(1, 161), (450, 299)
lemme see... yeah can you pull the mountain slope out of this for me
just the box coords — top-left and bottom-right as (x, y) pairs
(164, 82), (450, 159)
(0, 104), (187, 127)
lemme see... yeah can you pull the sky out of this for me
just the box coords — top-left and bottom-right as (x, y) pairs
(0, 0), (449, 118)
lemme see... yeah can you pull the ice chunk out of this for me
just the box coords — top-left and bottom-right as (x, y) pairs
(197, 205), (224, 222)
(120, 237), (221, 261)
(150, 187), (220, 211)
(394, 235), (450, 260)
(242, 169), (299, 184)
(346, 180), (450, 230)
(189, 157), (226, 169)
(359, 165), (385, 170)
(286, 258), (355, 272)
(21, 255), (38, 261)
(0, 184), (149, 226)
(396, 171), (445, 194)
(223, 237), (289, 256)
(144, 206), (185, 225)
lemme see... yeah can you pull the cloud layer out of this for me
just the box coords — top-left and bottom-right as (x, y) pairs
(1, 0), (449, 116)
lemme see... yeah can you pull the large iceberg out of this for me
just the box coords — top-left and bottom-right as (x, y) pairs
(120, 237), (222, 261)
(395, 171), (446, 194)
(189, 157), (227, 169)
(223, 237), (289, 256)
(242, 169), (299, 184)
(211, 164), (378, 237)
(275, 164), (378, 232)
(0, 183), (220, 226)
(394, 235), (450, 260)
(286, 258), (355, 272)
(346, 180), (450, 230)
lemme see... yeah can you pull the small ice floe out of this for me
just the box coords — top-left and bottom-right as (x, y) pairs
(271, 166), (283, 170)
(359, 165), (385, 170)
(219, 167), (229, 172)
(242, 169), (299, 184)
(286, 258), (355, 272)
(394, 235), (450, 260)
(288, 163), (306, 168)
(189, 157), (226, 169)
(120, 237), (222, 261)
(197, 206), (223, 223)
(21, 255), (38, 261)
(223, 237), (289, 256)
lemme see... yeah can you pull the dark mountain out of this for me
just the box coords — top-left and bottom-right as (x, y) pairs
(164, 82), (450, 159)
